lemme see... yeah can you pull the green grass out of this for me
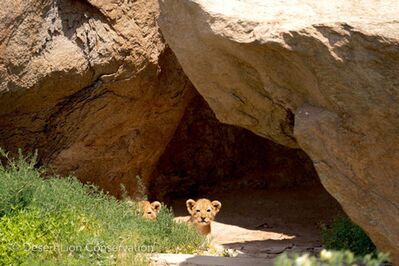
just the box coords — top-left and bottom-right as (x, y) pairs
(322, 216), (377, 256)
(0, 149), (205, 265)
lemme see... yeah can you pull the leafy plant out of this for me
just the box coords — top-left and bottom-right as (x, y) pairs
(322, 216), (376, 256)
(0, 149), (205, 265)
(135, 175), (147, 201)
(274, 249), (390, 266)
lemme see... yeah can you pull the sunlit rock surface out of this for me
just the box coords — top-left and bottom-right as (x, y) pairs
(159, 0), (399, 261)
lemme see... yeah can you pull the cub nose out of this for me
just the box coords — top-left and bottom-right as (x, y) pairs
(201, 217), (206, 222)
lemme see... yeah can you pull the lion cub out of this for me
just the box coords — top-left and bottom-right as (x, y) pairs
(139, 201), (161, 220)
(186, 198), (222, 235)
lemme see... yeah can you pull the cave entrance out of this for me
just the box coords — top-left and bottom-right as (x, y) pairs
(149, 93), (343, 257)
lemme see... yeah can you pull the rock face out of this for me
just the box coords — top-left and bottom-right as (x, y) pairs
(0, 0), (195, 196)
(158, 0), (399, 261)
(150, 93), (318, 202)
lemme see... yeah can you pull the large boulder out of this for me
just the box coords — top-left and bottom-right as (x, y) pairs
(158, 0), (399, 261)
(0, 0), (195, 196)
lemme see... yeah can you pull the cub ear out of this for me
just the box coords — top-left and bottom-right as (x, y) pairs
(212, 200), (222, 213)
(186, 199), (196, 214)
(151, 201), (161, 212)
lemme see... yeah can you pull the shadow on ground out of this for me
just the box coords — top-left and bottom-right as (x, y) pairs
(171, 184), (343, 259)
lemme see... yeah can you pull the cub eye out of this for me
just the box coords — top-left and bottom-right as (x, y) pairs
(147, 212), (152, 214)
(207, 209), (211, 212)
(196, 209), (200, 212)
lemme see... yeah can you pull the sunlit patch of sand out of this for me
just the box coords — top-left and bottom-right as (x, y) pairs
(170, 186), (343, 258)
(210, 221), (295, 243)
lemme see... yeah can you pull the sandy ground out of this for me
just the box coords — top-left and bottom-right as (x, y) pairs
(171, 184), (343, 259)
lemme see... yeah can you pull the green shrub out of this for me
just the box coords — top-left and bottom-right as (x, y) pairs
(322, 216), (376, 256)
(0, 208), (101, 265)
(274, 249), (389, 266)
(0, 149), (205, 265)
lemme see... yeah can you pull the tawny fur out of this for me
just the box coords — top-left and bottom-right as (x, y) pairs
(139, 200), (161, 220)
(186, 198), (222, 235)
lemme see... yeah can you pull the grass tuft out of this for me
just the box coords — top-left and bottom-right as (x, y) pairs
(0, 149), (205, 265)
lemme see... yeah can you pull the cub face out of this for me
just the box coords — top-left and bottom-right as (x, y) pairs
(139, 201), (161, 220)
(186, 198), (222, 226)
